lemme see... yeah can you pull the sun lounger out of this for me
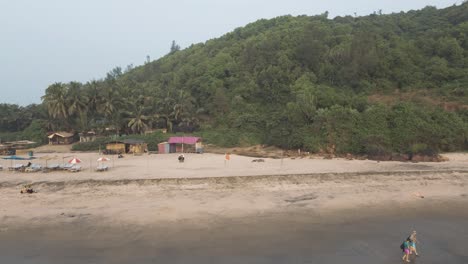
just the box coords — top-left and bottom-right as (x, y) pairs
(96, 165), (108, 172)
(69, 165), (81, 172)
(25, 164), (42, 172)
(47, 164), (60, 170)
(60, 163), (74, 170)
(9, 164), (24, 171)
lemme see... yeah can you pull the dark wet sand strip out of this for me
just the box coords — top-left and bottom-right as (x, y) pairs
(1, 202), (467, 264)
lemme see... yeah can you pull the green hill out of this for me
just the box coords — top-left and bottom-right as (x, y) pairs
(2, 3), (468, 156)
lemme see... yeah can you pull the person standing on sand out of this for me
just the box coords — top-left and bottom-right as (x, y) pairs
(402, 238), (411, 262)
(178, 154), (185, 163)
(408, 230), (419, 256)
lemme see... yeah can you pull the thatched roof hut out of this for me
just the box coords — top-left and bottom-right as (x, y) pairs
(48, 132), (74, 145)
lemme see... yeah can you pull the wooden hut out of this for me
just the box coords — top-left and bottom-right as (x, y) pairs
(48, 132), (75, 145)
(0, 140), (36, 155)
(79, 131), (97, 143)
(105, 139), (148, 155)
(167, 137), (203, 153)
(124, 139), (147, 155)
(105, 141), (126, 154)
(0, 144), (14, 155)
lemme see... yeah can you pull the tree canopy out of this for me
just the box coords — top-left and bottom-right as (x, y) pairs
(1, 3), (468, 156)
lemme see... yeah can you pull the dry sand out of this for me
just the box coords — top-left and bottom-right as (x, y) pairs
(0, 152), (467, 227)
(1, 152), (468, 182)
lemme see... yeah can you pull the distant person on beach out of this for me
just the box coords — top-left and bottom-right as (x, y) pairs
(178, 154), (185, 163)
(408, 230), (419, 256)
(402, 238), (411, 262)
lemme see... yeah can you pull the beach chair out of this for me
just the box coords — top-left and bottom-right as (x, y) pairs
(96, 164), (108, 172)
(28, 164), (42, 172)
(9, 164), (24, 171)
(60, 163), (74, 170)
(69, 165), (81, 172)
(47, 164), (60, 170)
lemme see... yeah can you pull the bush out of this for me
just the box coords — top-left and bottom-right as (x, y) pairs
(364, 144), (392, 158)
(22, 120), (47, 144)
(302, 135), (322, 153)
(409, 143), (438, 156)
(194, 129), (239, 147)
(71, 138), (110, 151)
(0, 131), (23, 142)
(194, 128), (262, 148)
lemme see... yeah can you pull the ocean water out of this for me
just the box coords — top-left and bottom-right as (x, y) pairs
(1, 209), (467, 264)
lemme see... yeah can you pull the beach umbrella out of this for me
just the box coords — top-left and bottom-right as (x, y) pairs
(68, 158), (82, 164)
(2, 155), (32, 160)
(97, 157), (111, 170)
(97, 157), (110, 162)
(2, 155), (33, 167)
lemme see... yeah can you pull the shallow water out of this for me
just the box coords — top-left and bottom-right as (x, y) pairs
(1, 209), (467, 264)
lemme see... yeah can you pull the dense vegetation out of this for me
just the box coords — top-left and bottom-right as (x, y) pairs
(1, 3), (468, 156)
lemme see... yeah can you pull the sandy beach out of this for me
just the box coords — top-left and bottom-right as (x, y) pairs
(1, 152), (468, 263)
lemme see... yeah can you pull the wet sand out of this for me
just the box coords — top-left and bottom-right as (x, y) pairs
(1, 201), (467, 264)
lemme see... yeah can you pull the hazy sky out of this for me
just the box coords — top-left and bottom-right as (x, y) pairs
(0, 0), (460, 105)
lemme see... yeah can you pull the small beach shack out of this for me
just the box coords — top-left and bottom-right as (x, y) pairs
(167, 136), (203, 153)
(0, 143), (15, 155)
(105, 139), (148, 155)
(157, 142), (170, 154)
(48, 132), (75, 145)
(79, 131), (97, 143)
(105, 141), (126, 154)
(124, 139), (147, 155)
(9, 140), (37, 156)
(1, 140), (36, 155)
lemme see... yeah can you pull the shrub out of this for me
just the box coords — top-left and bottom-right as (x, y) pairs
(71, 138), (110, 151)
(409, 143), (438, 156)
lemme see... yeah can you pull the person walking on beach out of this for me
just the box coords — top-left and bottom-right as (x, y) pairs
(408, 230), (419, 256)
(402, 238), (411, 262)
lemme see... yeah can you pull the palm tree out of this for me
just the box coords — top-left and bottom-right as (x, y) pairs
(81, 81), (101, 130)
(97, 85), (124, 128)
(155, 95), (175, 132)
(98, 87), (118, 117)
(84, 81), (100, 115)
(41, 83), (69, 128)
(67, 82), (88, 131)
(126, 102), (150, 134)
(169, 90), (195, 131)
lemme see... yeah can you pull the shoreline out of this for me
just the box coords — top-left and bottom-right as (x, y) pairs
(1, 199), (468, 264)
(2, 168), (468, 187)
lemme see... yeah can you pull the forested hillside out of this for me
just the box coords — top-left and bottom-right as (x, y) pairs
(1, 3), (468, 156)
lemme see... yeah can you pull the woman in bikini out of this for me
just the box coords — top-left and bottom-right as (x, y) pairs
(402, 238), (411, 262)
